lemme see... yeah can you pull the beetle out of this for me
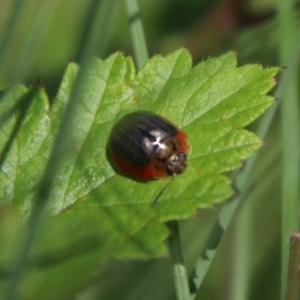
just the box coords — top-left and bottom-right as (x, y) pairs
(107, 110), (188, 181)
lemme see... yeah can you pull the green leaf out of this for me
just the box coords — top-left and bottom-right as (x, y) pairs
(0, 84), (50, 209)
(0, 49), (278, 298)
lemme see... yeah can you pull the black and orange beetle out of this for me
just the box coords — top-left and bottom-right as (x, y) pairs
(107, 111), (188, 181)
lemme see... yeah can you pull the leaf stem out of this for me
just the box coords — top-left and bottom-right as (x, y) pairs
(125, 0), (149, 70)
(167, 221), (191, 300)
(286, 232), (300, 300)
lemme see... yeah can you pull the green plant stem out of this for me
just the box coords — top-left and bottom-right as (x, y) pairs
(277, 1), (300, 299)
(125, 0), (149, 70)
(286, 232), (300, 300)
(167, 221), (191, 300)
(189, 38), (300, 299)
(229, 204), (252, 300)
(124, 3), (190, 299)
(4, 1), (116, 299)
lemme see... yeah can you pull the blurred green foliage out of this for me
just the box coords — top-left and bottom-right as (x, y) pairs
(0, 0), (279, 94)
(0, 0), (298, 299)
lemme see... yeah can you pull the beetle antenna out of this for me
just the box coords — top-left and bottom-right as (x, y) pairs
(151, 176), (175, 207)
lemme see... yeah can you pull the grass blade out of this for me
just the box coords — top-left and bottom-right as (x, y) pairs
(167, 221), (191, 300)
(125, 0), (149, 69)
(4, 1), (116, 299)
(277, 2), (300, 299)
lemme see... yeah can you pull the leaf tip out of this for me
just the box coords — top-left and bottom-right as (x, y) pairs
(117, 48), (125, 54)
(183, 45), (191, 52)
(262, 140), (269, 146)
(34, 78), (42, 86)
(274, 76), (280, 83)
(240, 160), (247, 168)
